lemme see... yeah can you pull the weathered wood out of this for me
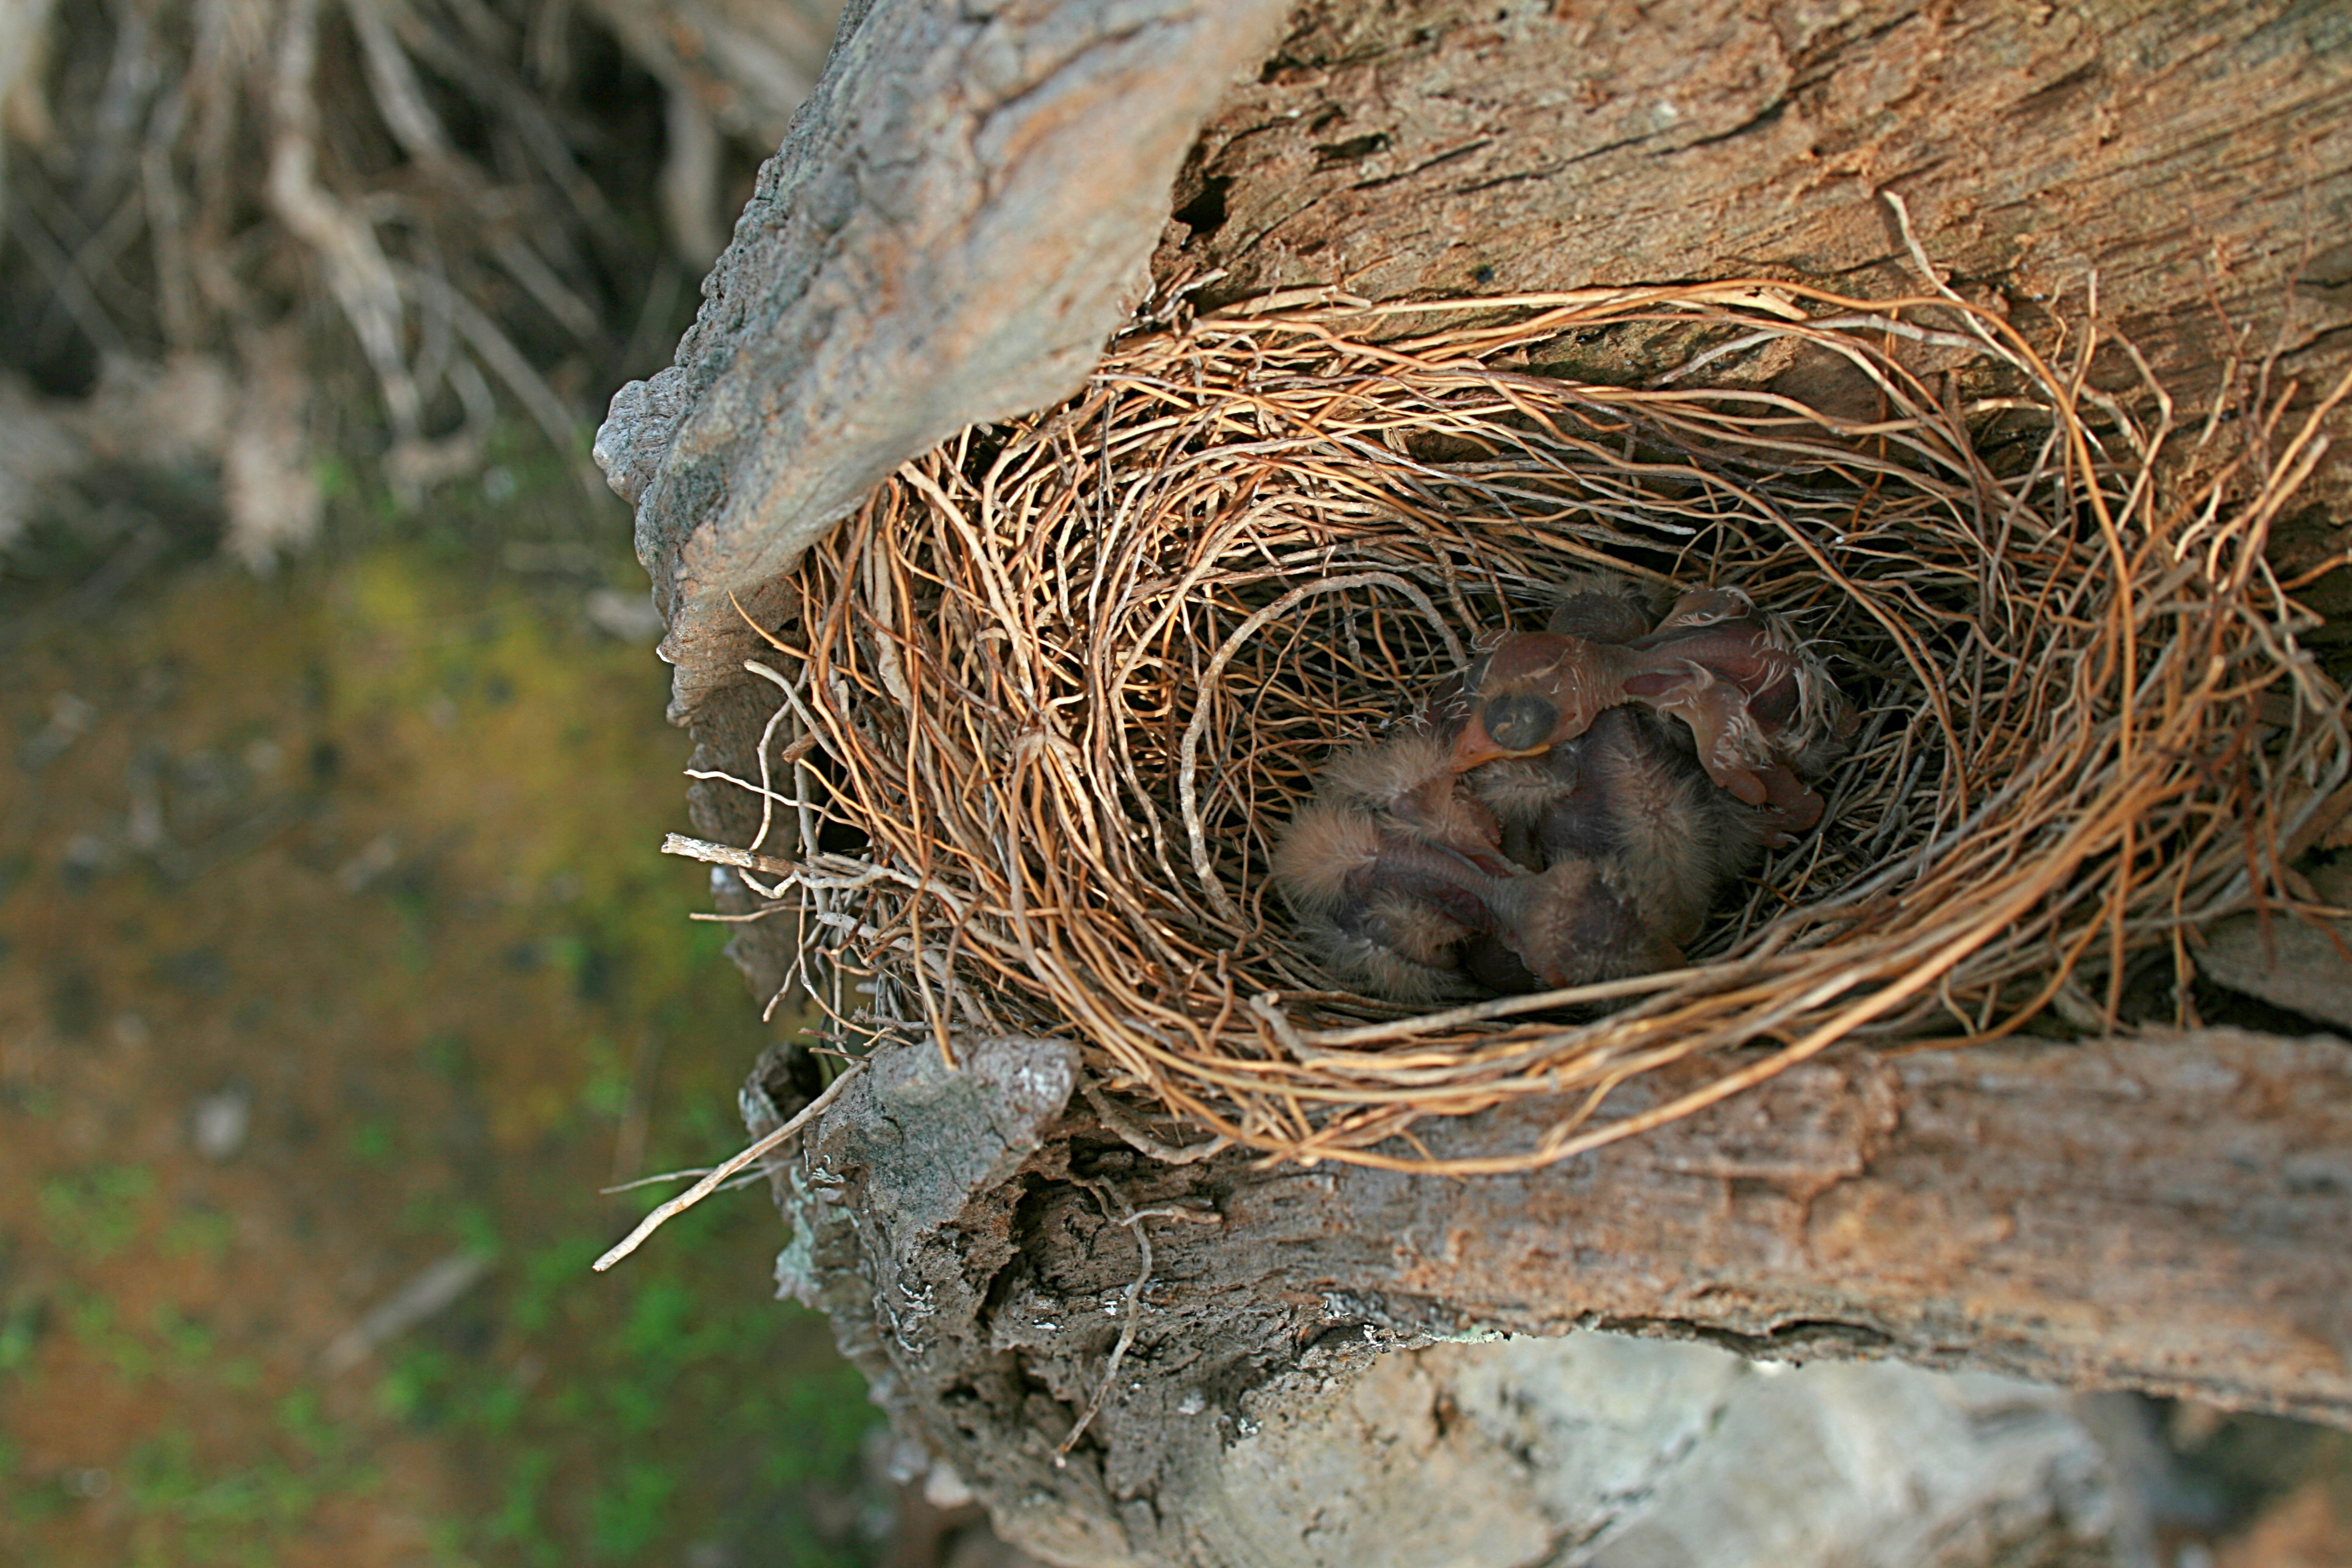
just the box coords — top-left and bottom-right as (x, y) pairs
(758, 1028), (2351, 1565)
(604, 0), (2352, 728)
(2198, 912), (2352, 1033)
(591, 0), (1290, 723)
(1158, 0), (2352, 400)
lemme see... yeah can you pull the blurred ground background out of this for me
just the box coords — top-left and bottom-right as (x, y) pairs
(0, 451), (914, 1566)
(0, 0), (2348, 1564)
(0, 0), (1010, 1561)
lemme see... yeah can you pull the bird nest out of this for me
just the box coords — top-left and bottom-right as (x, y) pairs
(708, 276), (2350, 1172)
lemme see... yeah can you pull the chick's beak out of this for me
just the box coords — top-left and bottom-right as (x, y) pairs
(1449, 696), (1560, 772)
(1449, 728), (1521, 772)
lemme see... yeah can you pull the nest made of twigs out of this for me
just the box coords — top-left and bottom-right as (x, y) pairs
(706, 270), (2350, 1173)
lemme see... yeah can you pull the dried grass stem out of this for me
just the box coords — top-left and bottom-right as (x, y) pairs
(694, 280), (2346, 1172)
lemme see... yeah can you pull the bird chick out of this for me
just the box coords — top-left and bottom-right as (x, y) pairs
(1314, 728), (1515, 875)
(1276, 574), (1851, 1002)
(1416, 568), (1659, 774)
(1543, 570), (1661, 645)
(1624, 587), (1857, 837)
(1454, 587), (1854, 841)
(1272, 727), (1523, 1000)
(1469, 705), (1766, 985)
(1488, 856), (1683, 990)
(1445, 630), (1659, 774)
(1274, 786), (1516, 1002)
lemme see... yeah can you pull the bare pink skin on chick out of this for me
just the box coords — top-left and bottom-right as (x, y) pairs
(1625, 593), (1857, 836)
(1479, 584), (1852, 834)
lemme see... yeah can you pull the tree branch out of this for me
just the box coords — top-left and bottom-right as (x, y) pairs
(592, 0), (1291, 723)
(765, 1030), (2350, 1564)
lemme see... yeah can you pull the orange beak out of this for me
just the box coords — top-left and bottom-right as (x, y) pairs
(1449, 720), (1538, 773)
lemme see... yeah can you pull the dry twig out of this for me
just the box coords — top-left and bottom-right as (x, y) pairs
(593, 1060), (866, 1270)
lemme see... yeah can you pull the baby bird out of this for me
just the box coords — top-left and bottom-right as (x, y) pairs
(1625, 587), (1857, 837)
(1277, 688), (1770, 1000)
(1441, 573), (1720, 773)
(1313, 729), (1516, 877)
(1444, 629), (1662, 774)
(1469, 705), (1766, 987)
(1543, 572), (1660, 645)
(1274, 572), (1853, 1003)
(1452, 587), (1852, 842)
(1492, 858), (1681, 990)
(1274, 802), (1516, 1001)
(1272, 728), (1523, 1001)
(1416, 570), (1660, 771)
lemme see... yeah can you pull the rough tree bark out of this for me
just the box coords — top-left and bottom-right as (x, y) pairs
(757, 1027), (2348, 1566)
(1152, 1), (2352, 397)
(590, 0), (1293, 720)
(593, 1), (2352, 1563)
(599, 0), (2352, 733)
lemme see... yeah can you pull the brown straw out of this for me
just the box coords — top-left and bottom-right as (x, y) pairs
(679, 276), (2351, 1174)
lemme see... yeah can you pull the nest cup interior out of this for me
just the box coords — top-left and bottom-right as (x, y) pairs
(742, 287), (2347, 1171)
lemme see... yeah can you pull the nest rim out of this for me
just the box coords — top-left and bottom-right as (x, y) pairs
(701, 272), (2351, 1174)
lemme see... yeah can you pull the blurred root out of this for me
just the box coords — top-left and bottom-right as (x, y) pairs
(0, 0), (838, 568)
